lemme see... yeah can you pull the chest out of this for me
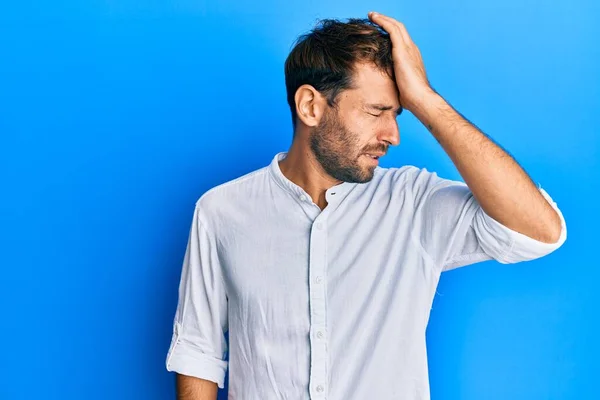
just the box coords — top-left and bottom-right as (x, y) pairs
(217, 205), (432, 306)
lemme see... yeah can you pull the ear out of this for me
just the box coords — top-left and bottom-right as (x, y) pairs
(294, 84), (327, 127)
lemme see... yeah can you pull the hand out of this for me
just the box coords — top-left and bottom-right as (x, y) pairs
(368, 11), (434, 112)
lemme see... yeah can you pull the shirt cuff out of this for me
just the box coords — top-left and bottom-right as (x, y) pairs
(165, 322), (228, 389)
(479, 186), (567, 264)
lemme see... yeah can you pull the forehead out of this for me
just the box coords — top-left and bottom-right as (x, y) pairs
(343, 62), (399, 107)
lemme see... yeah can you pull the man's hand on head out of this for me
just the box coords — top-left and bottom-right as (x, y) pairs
(368, 11), (434, 113)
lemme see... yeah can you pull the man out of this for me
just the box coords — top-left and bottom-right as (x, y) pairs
(165, 12), (567, 400)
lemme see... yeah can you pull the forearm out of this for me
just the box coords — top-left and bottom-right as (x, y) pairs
(410, 89), (562, 243)
(176, 374), (218, 400)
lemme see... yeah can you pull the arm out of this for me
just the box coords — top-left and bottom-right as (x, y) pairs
(410, 89), (562, 243)
(165, 203), (229, 395)
(176, 374), (218, 400)
(368, 11), (562, 243)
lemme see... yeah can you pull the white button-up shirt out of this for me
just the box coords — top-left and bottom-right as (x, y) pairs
(166, 151), (567, 399)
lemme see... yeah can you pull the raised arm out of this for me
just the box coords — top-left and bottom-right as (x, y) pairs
(368, 11), (562, 244)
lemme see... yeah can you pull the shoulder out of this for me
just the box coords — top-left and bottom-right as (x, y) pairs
(366, 165), (466, 210)
(194, 165), (271, 224)
(370, 164), (437, 191)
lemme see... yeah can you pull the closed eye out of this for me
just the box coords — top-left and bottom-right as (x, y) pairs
(365, 103), (403, 118)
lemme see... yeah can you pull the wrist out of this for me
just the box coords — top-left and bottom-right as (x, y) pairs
(407, 88), (446, 125)
(405, 86), (437, 113)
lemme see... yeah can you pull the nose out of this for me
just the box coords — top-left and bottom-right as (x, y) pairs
(379, 119), (400, 147)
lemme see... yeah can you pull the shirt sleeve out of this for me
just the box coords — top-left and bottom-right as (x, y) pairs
(409, 167), (567, 272)
(165, 204), (229, 388)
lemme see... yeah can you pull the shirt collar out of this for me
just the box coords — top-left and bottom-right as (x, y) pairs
(268, 151), (358, 201)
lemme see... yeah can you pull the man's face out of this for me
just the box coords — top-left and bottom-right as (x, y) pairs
(310, 62), (402, 183)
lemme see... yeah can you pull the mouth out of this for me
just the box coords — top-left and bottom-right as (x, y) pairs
(362, 153), (383, 164)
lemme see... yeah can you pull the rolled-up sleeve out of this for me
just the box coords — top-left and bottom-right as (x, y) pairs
(165, 204), (229, 388)
(411, 167), (567, 272)
(470, 186), (567, 265)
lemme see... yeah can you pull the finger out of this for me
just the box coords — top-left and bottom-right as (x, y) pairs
(368, 12), (412, 44)
(370, 12), (407, 35)
(374, 13), (412, 44)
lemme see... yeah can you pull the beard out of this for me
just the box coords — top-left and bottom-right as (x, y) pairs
(310, 107), (384, 184)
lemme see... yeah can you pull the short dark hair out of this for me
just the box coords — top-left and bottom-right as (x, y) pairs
(284, 18), (394, 130)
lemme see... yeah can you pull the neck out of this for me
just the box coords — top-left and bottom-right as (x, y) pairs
(278, 139), (342, 210)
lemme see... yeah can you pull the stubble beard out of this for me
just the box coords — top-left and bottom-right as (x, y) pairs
(309, 109), (376, 184)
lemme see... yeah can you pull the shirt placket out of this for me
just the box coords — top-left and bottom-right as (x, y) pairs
(308, 215), (329, 399)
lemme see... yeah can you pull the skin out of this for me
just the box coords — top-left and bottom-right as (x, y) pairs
(281, 11), (562, 243)
(176, 374), (218, 400)
(280, 62), (402, 209)
(309, 65), (402, 184)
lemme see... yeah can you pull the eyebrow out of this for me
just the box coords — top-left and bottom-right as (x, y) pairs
(366, 103), (404, 116)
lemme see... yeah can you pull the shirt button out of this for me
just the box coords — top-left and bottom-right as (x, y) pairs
(316, 222), (323, 230)
(314, 276), (323, 284)
(316, 385), (324, 393)
(316, 330), (324, 339)
(299, 194), (307, 202)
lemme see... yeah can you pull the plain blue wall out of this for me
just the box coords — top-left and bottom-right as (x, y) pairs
(1, 0), (598, 399)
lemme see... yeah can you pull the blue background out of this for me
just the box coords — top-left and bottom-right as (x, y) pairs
(1, 0), (598, 399)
